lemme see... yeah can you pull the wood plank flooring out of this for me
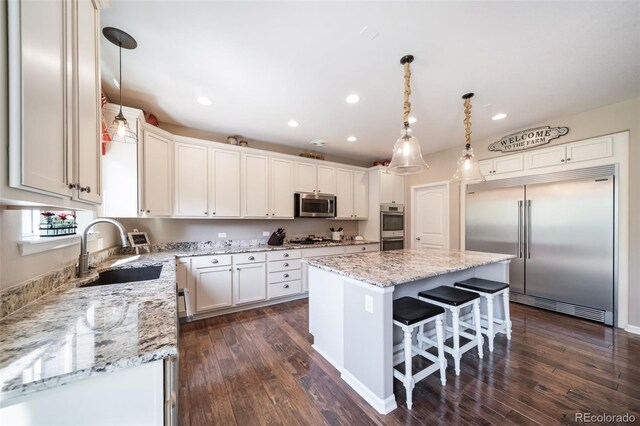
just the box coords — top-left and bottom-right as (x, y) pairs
(179, 300), (640, 425)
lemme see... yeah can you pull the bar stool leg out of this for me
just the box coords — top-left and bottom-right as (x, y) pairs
(451, 308), (461, 375)
(473, 300), (484, 359)
(503, 290), (512, 340)
(486, 294), (495, 352)
(435, 315), (447, 385)
(418, 324), (425, 349)
(403, 329), (415, 410)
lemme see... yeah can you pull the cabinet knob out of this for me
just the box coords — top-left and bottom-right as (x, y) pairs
(68, 183), (79, 190)
(284, 284), (290, 289)
(416, 237), (421, 241)
(566, 158), (571, 161)
(284, 273), (289, 278)
(283, 263), (289, 267)
(266, 213), (269, 216)
(211, 259), (219, 264)
(561, 159), (565, 163)
(146, 210), (151, 213)
(228, 268), (233, 272)
(362, 247), (366, 251)
(204, 212), (208, 215)
(272, 213), (275, 216)
(248, 256), (255, 260)
(80, 186), (91, 193)
(283, 253), (289, 258)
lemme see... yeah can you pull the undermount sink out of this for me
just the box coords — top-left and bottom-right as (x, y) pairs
(83, 265), (163, 287)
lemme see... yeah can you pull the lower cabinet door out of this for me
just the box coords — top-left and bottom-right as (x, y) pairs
(235, 263), (266, 305)
(195, 266), (233, 312)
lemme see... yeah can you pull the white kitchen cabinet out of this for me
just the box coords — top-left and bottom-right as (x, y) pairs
(481, 155), (525, 175)
(174, 142), (207, 217)
(380, 171), (405, 204)
(270, 158), (294, 218)
(195, 266), (234, 312)
(8, 0), (102, 204)
(336, 169), (354, 219)
(525, 146), (566, 169)
(209, 149), (241, 217)
(294, 163), (336, 194)
(142, 130), (172, 216)
(294, 162), (317, 193)
(242, 153), (270, 218)
(317, 165), (337, 194)
(353, 171), (369, 219)
(565, 137), (613, 164)
(344, 243), (379, 254)
(336, 169), (369, 219)
(235, 263), (267, 305)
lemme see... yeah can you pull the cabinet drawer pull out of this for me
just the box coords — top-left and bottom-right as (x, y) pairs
(561, 159), (565, 162)
(283, 263), (289, 267)
(566, 158), (571, 161)
(211, 259), (219, 264)
(284, 273), (290, 278)
(248, 256), (255, 260)
(284, 284), (290, 289)
(362, 247), (366, 251)
(283, 253), (289, 258)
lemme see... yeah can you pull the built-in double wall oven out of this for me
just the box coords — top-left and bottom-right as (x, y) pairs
(380, 204), (404, 251)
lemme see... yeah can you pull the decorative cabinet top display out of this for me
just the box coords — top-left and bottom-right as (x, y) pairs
(100, 104), (369, 220)
(7, 0), (103, 207)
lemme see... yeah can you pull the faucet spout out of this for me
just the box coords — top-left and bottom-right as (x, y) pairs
(78, 218), (129, 277)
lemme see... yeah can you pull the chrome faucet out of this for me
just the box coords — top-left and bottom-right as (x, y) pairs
(78, 218), (130, 277)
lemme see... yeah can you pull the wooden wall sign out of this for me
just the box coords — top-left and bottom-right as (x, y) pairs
(488, 126), (569, 153)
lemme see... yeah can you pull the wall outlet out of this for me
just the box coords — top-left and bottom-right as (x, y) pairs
(218, 232), (227, 238)
(263, 231), (270, 237)
(364, 295), (374, 313)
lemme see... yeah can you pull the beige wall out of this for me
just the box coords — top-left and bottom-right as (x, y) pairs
(117, 218), (359, 244)
(159, 122), (370, 168)
(406, 97), (640, 327)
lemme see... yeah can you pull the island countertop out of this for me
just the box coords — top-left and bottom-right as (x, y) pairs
(302, 247), (515, 287)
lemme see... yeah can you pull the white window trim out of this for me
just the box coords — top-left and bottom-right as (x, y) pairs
(18, 233), (100, 256)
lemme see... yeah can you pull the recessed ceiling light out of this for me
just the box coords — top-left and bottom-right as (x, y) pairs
(309, 139), (327, 146)
(197, 96), (212, 106)
(113, 78), (120, 88)
(408, 116), (417, 124)
(492, 113), (507, 120)
(347, 136), (357, 142)
(288, 120), (299, 127)
(346, 94), (360, 104)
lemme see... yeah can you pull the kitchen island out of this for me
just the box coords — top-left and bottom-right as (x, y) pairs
(303, 247), (514, 414)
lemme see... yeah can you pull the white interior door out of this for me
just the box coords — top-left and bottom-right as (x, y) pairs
(412, 182), (449, 248)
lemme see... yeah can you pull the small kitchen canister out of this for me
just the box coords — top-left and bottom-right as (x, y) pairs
(331, 231), (341, 242)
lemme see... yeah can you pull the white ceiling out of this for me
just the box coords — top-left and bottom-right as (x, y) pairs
(100, 1), (640, 163)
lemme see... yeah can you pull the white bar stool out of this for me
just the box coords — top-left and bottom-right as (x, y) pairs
(418, 286), (484, 376)
(454, 278), (512, 352)
(392, 297), (447, 410)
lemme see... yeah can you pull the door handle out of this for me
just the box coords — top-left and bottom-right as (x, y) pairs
(526, 200), (532, 259)
(177, 288), (193, 322)
(518, 200), (523, 259)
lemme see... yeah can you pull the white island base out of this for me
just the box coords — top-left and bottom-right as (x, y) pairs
(307, 259), (510, 414)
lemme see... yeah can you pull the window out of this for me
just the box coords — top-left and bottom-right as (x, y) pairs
(21, 210), (95, 239)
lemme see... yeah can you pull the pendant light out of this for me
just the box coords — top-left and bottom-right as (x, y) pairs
(388, 55), (429, 175)
(452, 93), (485, 183)
(103, 27), (138, 144)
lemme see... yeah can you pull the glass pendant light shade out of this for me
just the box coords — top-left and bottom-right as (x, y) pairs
(107, 111), (137, 144)
(451, 146), (485, 183)
(388, 126), (429, 175)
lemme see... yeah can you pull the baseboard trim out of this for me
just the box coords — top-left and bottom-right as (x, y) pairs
(181, 293), (308, 322)
(340, 370), (397, 415)
(625, 324), (640, 335)
(311, 344), (343, 373)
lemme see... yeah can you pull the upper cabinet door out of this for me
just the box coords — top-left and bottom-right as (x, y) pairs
(478, 160), (494, 176)
(525, 146), (566, 169)
(142, 130), (172, 216)
(210, 149), (241, 217)
(493, 155), (524, 175)
(270, 158), (294, 219)
(74, 0), (101, 204)
(380, 171), (404, 204)
(317, 165), (336, 194)
(174, 142), (207, 217)
(242, 153), (270, 218)
(294, 162), (316, 193)
(353, 171), (369, 219)
(392, 174), (405, 204)
(335, 169), (353, 219)
(565, 137), (613, 164)
(12, 0), (73, 197)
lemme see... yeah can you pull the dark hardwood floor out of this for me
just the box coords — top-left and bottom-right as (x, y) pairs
(178, 300), (640, 425)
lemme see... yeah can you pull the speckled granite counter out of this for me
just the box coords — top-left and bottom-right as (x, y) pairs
(303, 247), (515, 287)
(0, 239), (376, 402)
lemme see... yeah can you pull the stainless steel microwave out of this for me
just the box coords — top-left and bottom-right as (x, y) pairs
(294, 193), (336, 218)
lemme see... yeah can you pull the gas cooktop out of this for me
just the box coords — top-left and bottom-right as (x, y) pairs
(288, 236), (333, 245)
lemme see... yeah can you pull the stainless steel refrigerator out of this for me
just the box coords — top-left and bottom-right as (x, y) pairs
(465, 166), (615, 325)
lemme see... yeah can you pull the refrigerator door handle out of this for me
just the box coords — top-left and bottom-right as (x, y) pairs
(526, 200), (532, 259)
(518, 200), (523, 258)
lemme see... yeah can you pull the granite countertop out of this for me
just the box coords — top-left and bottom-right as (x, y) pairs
(0, 239), (376, 402)
(302, 247), (516, 287)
